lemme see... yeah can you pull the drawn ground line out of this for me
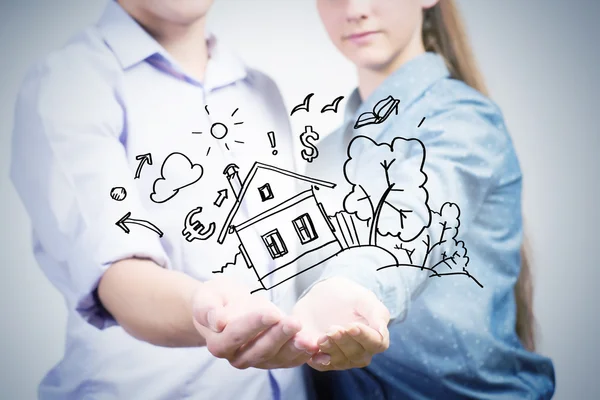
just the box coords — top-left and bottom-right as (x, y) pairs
(250, 250), (340, 294)
(377, 263), (483, 288)
(212, 251), (242, 274)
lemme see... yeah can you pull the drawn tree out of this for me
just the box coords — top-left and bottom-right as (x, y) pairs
(383, 202), (482, 288)
(343, 135), (430, 246)
(344, 135), (482, 288)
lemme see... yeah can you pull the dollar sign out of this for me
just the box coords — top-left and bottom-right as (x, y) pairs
(300, 125), (320, 163)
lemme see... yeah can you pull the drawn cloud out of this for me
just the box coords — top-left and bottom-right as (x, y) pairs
(150, 152), (204, 203)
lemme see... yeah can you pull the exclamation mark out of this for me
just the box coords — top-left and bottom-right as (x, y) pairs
(267, 131), (277, 155)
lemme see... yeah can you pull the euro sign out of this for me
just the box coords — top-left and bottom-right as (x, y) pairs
(182, 207), (216, 242)
(300, 126), (319, 163)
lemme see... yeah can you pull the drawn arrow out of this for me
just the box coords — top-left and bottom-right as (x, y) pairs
(134, 153), (153, 179)
(116, 212), (163, 237)
(214, 189), (228, 207)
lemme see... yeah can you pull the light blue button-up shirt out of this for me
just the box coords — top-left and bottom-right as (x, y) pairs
(303, 52), (556, 398)
(11, 1), (307, 399)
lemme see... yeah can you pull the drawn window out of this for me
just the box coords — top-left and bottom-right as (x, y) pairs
(258, 183), (274, 202)
(292, 213), (318, 245)
(262, 229), (288, 259)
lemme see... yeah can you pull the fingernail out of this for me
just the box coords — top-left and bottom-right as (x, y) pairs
(294, 339), (307, 352)
(318, 355), (331, 366)
(320, 339), (332, 349)
(207, 309), (218, 332)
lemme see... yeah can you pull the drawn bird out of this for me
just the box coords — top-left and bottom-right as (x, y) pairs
(321, 95), (344, 113)
(290, 93), (314, 116)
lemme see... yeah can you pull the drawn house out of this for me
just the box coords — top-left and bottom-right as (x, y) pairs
(217, 162), (342, 290)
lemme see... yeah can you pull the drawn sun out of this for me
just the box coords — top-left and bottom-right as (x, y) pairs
(192, 106), (245, 155)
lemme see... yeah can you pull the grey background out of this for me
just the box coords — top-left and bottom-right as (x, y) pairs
(0, 0), (598, 398)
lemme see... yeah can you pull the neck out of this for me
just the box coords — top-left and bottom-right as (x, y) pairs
(357, 33), (426, 101)
(155, 21), (209, 82)
(120, 3), (209, 81)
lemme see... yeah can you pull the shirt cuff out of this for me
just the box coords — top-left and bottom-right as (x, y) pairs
(70, 223), (171, 330)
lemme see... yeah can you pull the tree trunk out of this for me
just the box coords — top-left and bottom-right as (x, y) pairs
(369, 184), (395, 246)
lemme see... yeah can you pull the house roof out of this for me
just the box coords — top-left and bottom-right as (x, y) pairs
(217, 162), (336, 244)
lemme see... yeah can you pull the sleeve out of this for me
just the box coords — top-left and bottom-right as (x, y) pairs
(10, 59), (171, 329)
(302, 100), (511, 322)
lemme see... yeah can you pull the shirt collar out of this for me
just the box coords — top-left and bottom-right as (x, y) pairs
(203, 35), (248, 91)
(343, 52), (450, 126)
(96, 1), (247, 89)
(97, 1), (162, 70)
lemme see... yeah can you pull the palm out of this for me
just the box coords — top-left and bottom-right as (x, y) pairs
(292, 278), (374, 340)
(291, 277), (391, 371)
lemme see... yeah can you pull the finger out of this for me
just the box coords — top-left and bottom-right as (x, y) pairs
(356, 294), (390, 335)
(287, 346), (315, 367)
(348, 323), (389, 354)
(318, 326), (350, 368)
(307, 354), (333, 372)
(257, 340), (315, 370)
(206, 305), (281, 360)
(330, 325), (368, 363)
(230, 317), (301, 370)
(292, 328), (321, 355)
(268, 334), (316, 364)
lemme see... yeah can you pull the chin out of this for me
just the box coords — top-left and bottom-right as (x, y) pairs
(349, 50), (396, 72)
(154, 0), (212, 24)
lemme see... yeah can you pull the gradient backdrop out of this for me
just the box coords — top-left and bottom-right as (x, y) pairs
(0, 0), (598, 398)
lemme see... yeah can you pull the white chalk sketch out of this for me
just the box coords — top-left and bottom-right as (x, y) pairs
(216, 162), (342, 291)
(192, 105), (245, 155)
(150, 152), (203, 204)
(115, 108), (483, 290)
(215, 133), (483, 290)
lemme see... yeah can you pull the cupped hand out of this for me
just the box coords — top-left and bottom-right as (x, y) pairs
(192, 277), (319, 369)
(292, 277), (391, 371)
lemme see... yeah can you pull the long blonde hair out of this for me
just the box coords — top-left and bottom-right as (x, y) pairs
(422, 1), (536, 352)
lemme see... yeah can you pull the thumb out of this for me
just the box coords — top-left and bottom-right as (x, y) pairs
(357, 292), (391, 342)
(192, 285), (227, 333)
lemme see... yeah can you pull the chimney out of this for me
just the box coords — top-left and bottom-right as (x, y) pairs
(223, 163), (242, 199)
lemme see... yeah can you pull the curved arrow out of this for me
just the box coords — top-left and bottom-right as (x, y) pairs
(134, 153), (153, 179)
(116, 212), (163, 237)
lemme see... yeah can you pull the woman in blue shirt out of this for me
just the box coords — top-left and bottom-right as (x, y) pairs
(302, 0), (556, 398)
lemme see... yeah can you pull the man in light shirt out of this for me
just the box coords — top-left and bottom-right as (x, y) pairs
(11, 0), (391, 399)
